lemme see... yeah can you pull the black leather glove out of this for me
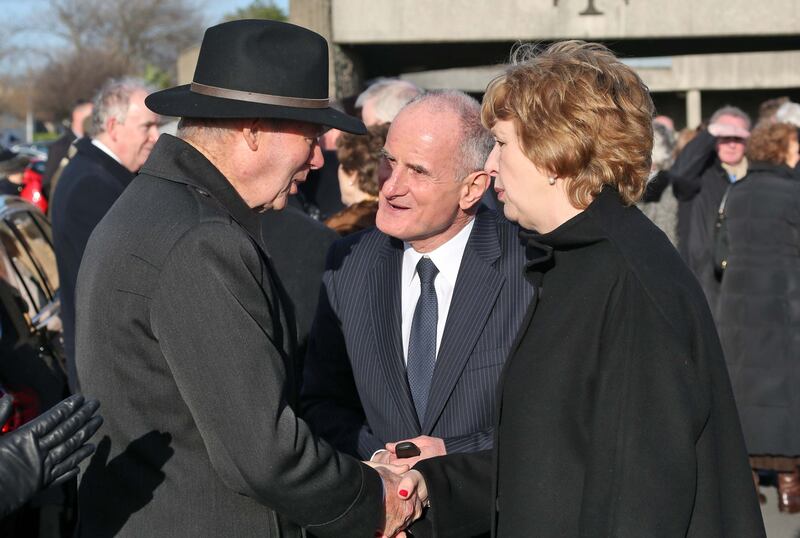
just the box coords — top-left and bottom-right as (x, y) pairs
(0, 393), (102, 517)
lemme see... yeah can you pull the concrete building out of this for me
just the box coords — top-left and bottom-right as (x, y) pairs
(284, 0), (800, 128)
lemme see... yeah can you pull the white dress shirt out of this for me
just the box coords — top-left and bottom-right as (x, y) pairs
(401, 218), (474, 363)
(91, 139), (123, 165)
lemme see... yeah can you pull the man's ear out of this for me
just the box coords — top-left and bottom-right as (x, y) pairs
(242, 119), (262, 151)
(459, 170), (490, 210)
(105, 117), (120, 142)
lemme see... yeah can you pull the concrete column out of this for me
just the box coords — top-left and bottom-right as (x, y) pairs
(290, 0), (336, 97)
(686, 89), (702, 129)
(332, 45), (363, 99)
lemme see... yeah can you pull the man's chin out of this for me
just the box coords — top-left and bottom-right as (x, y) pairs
(375, 210), (411, 239)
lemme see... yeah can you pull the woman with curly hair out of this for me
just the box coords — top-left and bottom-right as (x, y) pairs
(716, 122), (800, 512)
(324, 123), (388, 236)
(393, 41), (764, 537)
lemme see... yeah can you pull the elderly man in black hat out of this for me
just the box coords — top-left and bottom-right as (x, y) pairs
(74, 20), (420, 538)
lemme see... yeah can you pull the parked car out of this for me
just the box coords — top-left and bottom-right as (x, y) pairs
(0, 194), (71, 536)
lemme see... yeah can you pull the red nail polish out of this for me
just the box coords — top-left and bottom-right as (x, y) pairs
(399, 489), (409, 498)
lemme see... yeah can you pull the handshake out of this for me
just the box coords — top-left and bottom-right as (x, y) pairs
(364, 435), (443, 537)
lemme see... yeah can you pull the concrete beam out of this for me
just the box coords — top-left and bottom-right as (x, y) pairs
(400, 50), (800, 94)
(333, 0), (800, 43)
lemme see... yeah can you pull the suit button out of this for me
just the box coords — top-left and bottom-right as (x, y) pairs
(495, 496), (500, 511)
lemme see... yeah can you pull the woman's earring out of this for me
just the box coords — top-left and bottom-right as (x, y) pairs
(548, 177), (556, 186)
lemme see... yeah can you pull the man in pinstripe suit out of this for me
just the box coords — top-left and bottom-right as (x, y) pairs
(302, 91), (535, 468)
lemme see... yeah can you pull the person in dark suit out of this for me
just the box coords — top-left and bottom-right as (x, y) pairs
(395, 41), (765, 537)
(260, 205), (339, 379)
(51, 78), (160, 393)
(302, 91), (535, 468)
(42, 100), (93, 200)
(74, 20), (419, 538)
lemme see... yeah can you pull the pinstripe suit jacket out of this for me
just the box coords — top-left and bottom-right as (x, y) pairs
(301, 207), (535, 459)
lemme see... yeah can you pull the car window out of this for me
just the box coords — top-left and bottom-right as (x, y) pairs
(0, 222), (49, 316)
(7, 211), (58, 295)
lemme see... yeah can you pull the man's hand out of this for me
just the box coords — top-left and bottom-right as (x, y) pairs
(364, 461), (423, 537)
(708, 120), (750, 140)
(385, 435), (446, 467)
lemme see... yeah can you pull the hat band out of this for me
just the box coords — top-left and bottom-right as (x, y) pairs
(190, 82), (330, 109)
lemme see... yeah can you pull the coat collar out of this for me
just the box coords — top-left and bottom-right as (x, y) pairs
(745, 161), (797, 179)
(520, 186), (626, 271)
(139, 134), (264, 243)
(75, 137), (135, 189)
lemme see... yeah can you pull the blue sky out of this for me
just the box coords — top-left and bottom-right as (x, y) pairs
(2, 0), (290, 71)
(4, 0), (289, 26)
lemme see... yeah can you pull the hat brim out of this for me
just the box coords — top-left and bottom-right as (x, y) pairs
(146, 85), (366, 135)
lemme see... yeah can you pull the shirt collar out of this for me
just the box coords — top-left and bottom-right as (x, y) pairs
(91, 138), (123, 165)
(402, 218), (475, 287)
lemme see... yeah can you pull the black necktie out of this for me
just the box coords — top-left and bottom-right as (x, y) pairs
(407, 257), (439, 424)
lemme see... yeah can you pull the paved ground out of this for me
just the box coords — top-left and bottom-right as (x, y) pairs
(761, 485), (800, 537)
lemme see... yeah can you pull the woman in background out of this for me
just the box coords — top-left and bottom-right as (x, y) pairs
(716, 121), (800, 512)
(324, 123), (388, 236)
(398, 41), (764, 537)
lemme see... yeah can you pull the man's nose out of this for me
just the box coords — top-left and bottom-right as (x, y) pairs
(310, 140), (324, 170)
(381, 166), (408, 196)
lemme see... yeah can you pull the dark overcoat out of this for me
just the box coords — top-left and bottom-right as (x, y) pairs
(671, 130), (734, 311)
(51, 137), (134, 392)
(716, 162), (800, 456)
(75, 135), (382, 537)
(416, 188), (765, 537)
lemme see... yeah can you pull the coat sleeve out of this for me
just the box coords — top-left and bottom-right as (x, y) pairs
(413, 450), (494, 538)
(301, 244), (385, 459)
(150, 221), (383, 537)
(443, 429), (494, 453)
(670, 130), (717, 201)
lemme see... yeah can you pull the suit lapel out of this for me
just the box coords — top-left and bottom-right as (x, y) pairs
(369, 236), (421, 432)
(422, 210), (504, 433)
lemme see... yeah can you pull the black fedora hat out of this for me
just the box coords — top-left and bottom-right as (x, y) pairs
(146, 19), (365, 134)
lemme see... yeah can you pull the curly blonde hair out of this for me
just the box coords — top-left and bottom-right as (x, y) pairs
(481, 41), (654, 207)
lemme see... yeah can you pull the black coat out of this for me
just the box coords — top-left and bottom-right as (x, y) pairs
(416, 188), (764, 537)
(716, 162), (800, 456)
(74, 135), (382, 538)
(671, 130), (737, 311)
(50, 137), (134, 392)
(261, 205), (338, 377)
